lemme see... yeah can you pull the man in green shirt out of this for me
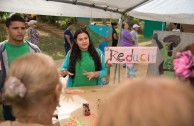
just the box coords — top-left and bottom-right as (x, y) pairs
(0, 14), (40, 121)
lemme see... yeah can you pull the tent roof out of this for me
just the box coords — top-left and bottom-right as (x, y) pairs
(129, 0), (194, 24)
(0, 0), (148, 19)
(0, 0), (194, 24)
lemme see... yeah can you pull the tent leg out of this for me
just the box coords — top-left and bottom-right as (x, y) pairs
(118, 16), (124, 84)
(113, 64), (117, 84)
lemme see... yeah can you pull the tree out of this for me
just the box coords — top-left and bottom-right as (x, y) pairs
(0, 12), (10, 22)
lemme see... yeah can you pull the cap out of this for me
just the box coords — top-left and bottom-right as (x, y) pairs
(133, 24), (140, 28)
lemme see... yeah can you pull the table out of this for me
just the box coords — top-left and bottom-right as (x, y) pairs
(57, 85), (116, 126)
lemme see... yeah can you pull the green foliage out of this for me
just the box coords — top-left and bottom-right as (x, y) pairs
(124, 16), (144, 34)
(38, 15), (74, 29)
(0, 12), (9, 18)
(0, 24), (7, 41)
(0, 12), (10, 23)
(59, 17), (74, 29)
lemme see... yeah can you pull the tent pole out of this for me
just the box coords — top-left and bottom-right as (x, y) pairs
(113, 15), (124, 84)
(118, 15), (124, 83)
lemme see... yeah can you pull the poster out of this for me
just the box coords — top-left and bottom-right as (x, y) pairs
(76, 17), (112, 48)
(147, 31), (194, 77)
(105, 47), (157, 64)
(88, 25), (112, 47)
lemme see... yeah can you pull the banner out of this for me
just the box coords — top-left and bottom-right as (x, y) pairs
(105, 47), (157, 64)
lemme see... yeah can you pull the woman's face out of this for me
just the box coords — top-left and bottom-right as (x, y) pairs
(76, 32), (90, 51)
(31, 23), (37, 29)
(124, 23), (129, 30)
(135, 27), (139, 31)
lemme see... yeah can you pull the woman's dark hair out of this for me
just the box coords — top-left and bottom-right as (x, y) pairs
(173, 23), (183, 32)
(122, 23), (126, 29)
(111, 22), (117, 27)
(68, 29), (102, 76)
(67, 22), (73, 27)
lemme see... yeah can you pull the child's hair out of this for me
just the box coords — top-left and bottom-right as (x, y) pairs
(4, 53), (61, 123)
(97, 78), (194, 126)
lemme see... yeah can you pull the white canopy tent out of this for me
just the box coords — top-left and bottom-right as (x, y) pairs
(0, 0), (148, 19)
(1, 0), (194, 24)
(129, 0), (194, 25)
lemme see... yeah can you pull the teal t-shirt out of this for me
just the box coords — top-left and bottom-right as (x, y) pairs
(5, 41), (30, 67)
(73, 51), (98, 87)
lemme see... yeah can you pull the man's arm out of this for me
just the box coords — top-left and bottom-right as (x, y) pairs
(113, 33), (118, 40)
(126, 32), (135, 43)
(65, 35), (72, 48)
(128, 37), (135, 42)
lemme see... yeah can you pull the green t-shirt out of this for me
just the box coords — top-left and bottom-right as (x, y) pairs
(73, 51), (98, 87)
(5, 41), (30, 67)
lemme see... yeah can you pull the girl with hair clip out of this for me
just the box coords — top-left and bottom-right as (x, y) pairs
(0, 53), (62, 126)
(173, 43), (194, 86)
(61, 29), (108, 87)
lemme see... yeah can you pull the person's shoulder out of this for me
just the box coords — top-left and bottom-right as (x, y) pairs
(172, 29), (180, 32)
(130, 30), (135, 33)
(64, 29), (70, 33)
(0, 41), (5, 45)
(96, 48), (103, 54)
(26, 41), (41, 52)
(0, 41), (7, 52)
(123, 30), (129, 33)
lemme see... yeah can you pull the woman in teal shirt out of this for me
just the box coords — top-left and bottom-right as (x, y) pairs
(61, 29), (108, 87)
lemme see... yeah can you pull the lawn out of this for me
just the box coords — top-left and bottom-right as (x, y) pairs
(138, 34), (152, 43)
(38, 29), (65, 60)
(0, 23), (152, 60)
(0, 23), (65, 60)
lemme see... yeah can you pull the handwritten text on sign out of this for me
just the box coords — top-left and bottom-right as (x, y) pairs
(105, 47), (157, 63)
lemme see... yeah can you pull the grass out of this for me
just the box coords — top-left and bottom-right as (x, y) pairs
(0, 23), (152, 59)
(38, 29), (65, 60)
(0, 23), (65, 60)
(138, 34), (152, 43)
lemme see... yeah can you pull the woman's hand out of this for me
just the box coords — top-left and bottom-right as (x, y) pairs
(60, 70), (74, 77)
(83, 71), (96, 80)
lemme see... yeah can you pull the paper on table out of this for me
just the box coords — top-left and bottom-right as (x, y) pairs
(57, 95), (87, 120)
(65, 89), (85, 94)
